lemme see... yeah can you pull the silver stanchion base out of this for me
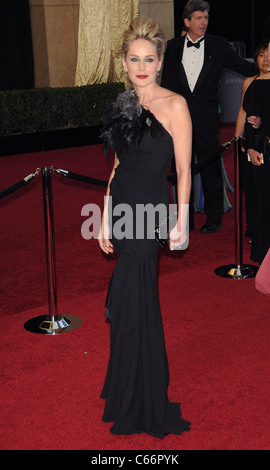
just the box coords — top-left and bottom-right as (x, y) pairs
(214, 264), (259, 279)
(24, 314), (83, 335)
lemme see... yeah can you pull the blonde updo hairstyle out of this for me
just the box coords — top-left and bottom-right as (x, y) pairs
(122, 17), (166, 60)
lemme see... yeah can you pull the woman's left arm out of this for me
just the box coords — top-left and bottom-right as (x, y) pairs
(169, 95), (192, 250)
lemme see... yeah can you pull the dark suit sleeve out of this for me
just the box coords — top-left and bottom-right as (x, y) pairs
(222, 40), (255, 77)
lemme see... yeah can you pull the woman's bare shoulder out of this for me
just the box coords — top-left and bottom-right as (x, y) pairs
(160, 88), (188, 111)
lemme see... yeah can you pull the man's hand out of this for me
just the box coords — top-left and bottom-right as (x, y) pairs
(247, 115), (261, 129)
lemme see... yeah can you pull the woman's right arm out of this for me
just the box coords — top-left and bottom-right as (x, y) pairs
(98, 154), (120, 254)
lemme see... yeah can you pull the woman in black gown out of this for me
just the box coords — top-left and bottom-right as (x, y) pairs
(243, 42), (270, 264)
(235, 41), (270, 240)
(98, 17), (192, 438)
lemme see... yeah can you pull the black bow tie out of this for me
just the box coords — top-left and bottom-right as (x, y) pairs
(187, 37), (205, 49)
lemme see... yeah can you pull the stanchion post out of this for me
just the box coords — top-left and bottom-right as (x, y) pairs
(214, 137), (258, 279)
(43, 167), (58, 319)
(24, 167), (82, 334)
(234, 137), (243, 270)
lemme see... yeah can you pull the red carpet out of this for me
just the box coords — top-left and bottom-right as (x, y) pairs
(1, 125), (270, 451)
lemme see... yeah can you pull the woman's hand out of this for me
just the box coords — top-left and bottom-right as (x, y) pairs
(247, 148), (263, 166)
(98, 219), (114, 254)
(98, 236), (114, 254)
(169, 224), (187, 251)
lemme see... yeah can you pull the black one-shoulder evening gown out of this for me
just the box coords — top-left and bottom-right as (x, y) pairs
(100, 89), (191, 438)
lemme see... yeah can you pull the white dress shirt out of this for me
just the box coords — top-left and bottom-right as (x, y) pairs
(182, 33), (205, 92)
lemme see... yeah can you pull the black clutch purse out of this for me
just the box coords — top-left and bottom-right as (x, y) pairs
(154, 211), (178, 247)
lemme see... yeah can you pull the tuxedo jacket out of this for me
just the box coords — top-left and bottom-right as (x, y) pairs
(162, 34), (255, 158)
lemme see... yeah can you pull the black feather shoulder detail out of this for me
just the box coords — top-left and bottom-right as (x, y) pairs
(101, 88), (164, 159)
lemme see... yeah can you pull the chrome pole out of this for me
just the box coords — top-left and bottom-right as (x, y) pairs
(43, 167), (58, 319)
(235, 138), (242, 268)
(215, 138), (258, 279)
(24, 167), (82, 334)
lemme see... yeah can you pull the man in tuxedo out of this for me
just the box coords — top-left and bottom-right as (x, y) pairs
(162, 0), (255, 233)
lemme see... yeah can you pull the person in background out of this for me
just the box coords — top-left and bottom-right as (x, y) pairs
(162, 0), (256, 233)
(243, 42), (270, 265)
(235, 41), (270, 242)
